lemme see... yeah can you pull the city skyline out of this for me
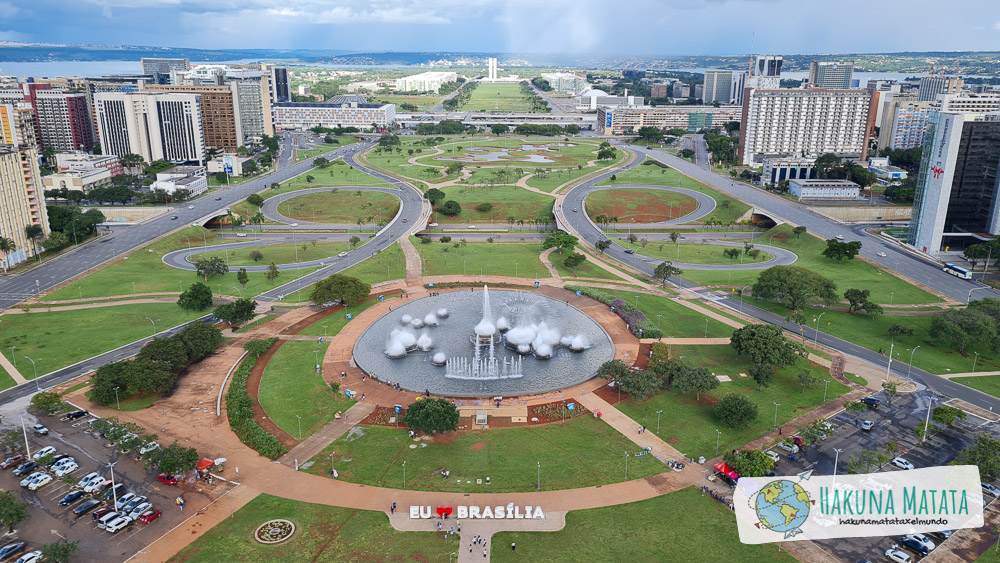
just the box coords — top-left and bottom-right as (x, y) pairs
(3, 0), (1000, 55)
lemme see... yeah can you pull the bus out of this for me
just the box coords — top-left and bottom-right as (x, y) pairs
(943, 263), (973, 279)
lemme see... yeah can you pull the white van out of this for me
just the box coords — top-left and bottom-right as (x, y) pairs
(105, 516), (132, 533)
(97, 511), (121, 529)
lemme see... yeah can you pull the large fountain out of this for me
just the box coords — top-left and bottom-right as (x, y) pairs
(354, 286), (614, 397)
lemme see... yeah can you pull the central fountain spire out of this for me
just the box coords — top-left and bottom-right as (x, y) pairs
(473, 285), (496, 337)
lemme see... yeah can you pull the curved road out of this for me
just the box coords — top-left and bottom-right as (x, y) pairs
(260, 186), (403, 230)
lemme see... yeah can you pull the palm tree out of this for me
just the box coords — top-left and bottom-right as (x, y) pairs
(24, 224), (43, 261)
(0, 236), (15, 272)
(517, 219), (525, 231)
(507, 215), (515, 230)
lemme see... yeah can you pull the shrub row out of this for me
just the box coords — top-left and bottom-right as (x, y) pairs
(565, 285), (663, 338)
(226, 338), (287, 459)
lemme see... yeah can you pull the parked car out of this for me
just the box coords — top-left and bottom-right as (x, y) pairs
(929, 530), (953, 540)
(983, 483), (1000, 497)
(859, 420), (875, 431)
(877, 251), (887, 257)
(764, 450), (780, 463)
(1, 455), (25, 469)
(905, 533), (936, 551)
(114, 493), (137, 511)
(777, 442), (799, 454)
(138, 509), (162, 524)
(20, 471), (47, 488)
(65, 410), (88, 420)
(891, 457), (915, 470)
(139, 442), (159, 456)
(885, 548), (911, 563)
(89, 479), (113, 495)
(31, 446), (56, 460)
(103, 483), (127, 501)
(72, 499), (102, 516)
(27, 473), (53, 491)
(92, 507), (115, 521)
(792, 435), (804, 446)
(128, 502), (153, 520)
(97, 511), (122, 528)
(77, 472), (102, 489)
(11, 461), (37, 476)
(54, 462), (79, 477)
(45, 454), (71, 468)
(31, 424), (48, 436)
(157, 473), (179, 486)
(0, 542), (26, 560)
(900, 535), (931, 556)
(861, 397), (880, 408)
(13, 550), (41, 563)
(122, 496), (147, 513)
(105, 516), (132, 534)
(58, 490), (85, 506)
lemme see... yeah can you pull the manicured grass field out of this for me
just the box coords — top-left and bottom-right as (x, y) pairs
(586, 188), (700, 223)
(414, 239), (551, 279)
(596, 289), (735, 338)
(599, 160), (750, 224)
(304, 416), (665, 492)
(431, 185), (554, 224)
(682, 224), (940, 306)
(550, 253), (625, 281)
(169, 493), (459, 562)
(190, 241), (352, 268)
(616, 344), (848, 457)
(370, 94), (445, 111)
(297, 299), (380, 337)
(618, 240), (773, 265)
(0, 303), (205, 377)
(41, 226), (319, 301)
(462, 82), (535, 112)
(491, 488), (791, 563)
(0, 366), (16, 392)
(258, 341), (354, 440)
(295, 143), (339, 162)
(339, 243), (407, 285)
(420, 138), (600, 169)
(952, 375), (1000, 398)
(279, 190), (400, 224)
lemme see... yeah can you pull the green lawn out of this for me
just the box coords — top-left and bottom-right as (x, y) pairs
(597, 289), (735, 338)
(234, 314), (279, 334)
(297, 299), (380, 337)
(462, 82), (535, 112)
(257, 341), (355, 440)
(190, 241), (352, 268)
(599, 160), (751, 225)
(431, 185), (554, 224)
(304, 416), (665, 492)
(491, 488), (791, 563)
(617, 345), (849, 457)
(339, 243), (407, 285)
(682, 224), (940, 305)
(617, 240), (774, 265)
(41, 226), (318, 301)
(169, 493), (459, 563)
(278, 190), (400, 224)
(370, 94), (445, 111)
(587, 188), (700, 224)
(294, 136), (358, 162)
(0, 365), (16, 392)
(0, 303), (205, 377)
(551, 254), (625, 281)
(952, 375), (1000, 398)
(415, 239), (551, 279)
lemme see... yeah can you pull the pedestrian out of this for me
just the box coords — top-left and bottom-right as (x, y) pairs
(512, 542), (516, 552)
(470, 544), (473, 553)
(457, 519), (461, 532)
(484, 549), (487, 558)
(391, 502), (396, 514)
(779, 427), (782, 435)
(437, 521), (442, 531)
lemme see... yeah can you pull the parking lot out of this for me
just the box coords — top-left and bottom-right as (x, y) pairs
(1, 411), (217, 562)
(763, 389), (995, 561)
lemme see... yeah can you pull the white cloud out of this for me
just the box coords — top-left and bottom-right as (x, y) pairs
(994, 20), (1000, 30)
(0, 30), (29, 41)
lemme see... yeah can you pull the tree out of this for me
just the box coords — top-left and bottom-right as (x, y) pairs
(730, 324), (807, 370)
(403, 398), (459, 434)
(932, 405), (968, 426)
(881, 381), (898, 405)
(194, 256), (229, 282)
(440, 200), (462, 216)
(822, 239), (863, 261)
(953, 433), (1000, 479)
(246, 193), (264, 207)
(310, 274), (371, 307)
(266, 262), (280, 284)
(148, 442), (200, 475)
(177, 322), (223, 361)
(542, 231), (578, 255)
(724, 450), (775, 477)
(42, 231), (70, 251)
(844, 400), (867, 421)
(792, 225), (807, 238)
(0, 491), (28, 533)
(844, 288), (872, 314)
(671, 365), (719, 400)
(596, 239), (612, 254)
(249, 250), (264, 262)
(930, 307), (1000, 355)
(237, 268), (249, 289)
(637, 126), (664, 142)
(137, 338), (189, 369)
(964, 243), (990, 269)
(42, 540), (79, 563)
(887, 324), (913, 342)
(798, 369), (821, 392)
(178, 282), (213, 311)
(653, 261), (682, 287)
(476, 202), (493, 212)
(313, 157), (331, 168)
(715, 393), (759, 428)
(30, 391), (63, 414)
(490, 124), (509, 135)
(563, 252), (587, 275)
(214, 298), (258, 326)
(426, 188), (445, 207)
(749, 363), (774, 391)
(669, 231), (680, 244)
(305, 174), (315, 183)
(752, 265), (838, 311)
(24, 224), (43, 260)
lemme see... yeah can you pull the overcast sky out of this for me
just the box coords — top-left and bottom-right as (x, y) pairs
(4, 0), (1000, 55)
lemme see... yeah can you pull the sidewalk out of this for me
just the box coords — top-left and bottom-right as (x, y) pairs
(278, 402), (375, 468)
(0, 353), (26, 384)
(576, 393), (688, 461)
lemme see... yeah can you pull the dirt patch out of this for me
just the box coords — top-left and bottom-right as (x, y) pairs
(469, 440), (486, 451)
(587, 188), (699, 224)
(428, 431), (459, 445)
(245, 340), (299, 450)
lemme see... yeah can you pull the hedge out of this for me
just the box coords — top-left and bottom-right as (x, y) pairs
(225, 338), (287, 459)
(565, 285), (663, 338)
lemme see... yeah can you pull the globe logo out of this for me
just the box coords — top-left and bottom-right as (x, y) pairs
(754, 480), (810, 534)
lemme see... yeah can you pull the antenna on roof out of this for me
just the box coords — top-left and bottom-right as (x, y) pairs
(749, 28), (755, 76)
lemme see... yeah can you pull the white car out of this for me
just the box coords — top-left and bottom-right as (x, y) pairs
(97, 511), (122, 529)
(14, 551), (42, 563)
(27, 473), (53, 491)
(835, 234), (845, 240)
(983, 483), (1000, 497)
(139, 441), (160, 456)
(115, 492), (137, 510)
(128, 502), (153, 520)
(877, 251), (887, 257)
(885, 549), (911, 563)
(904, 533), (936, 551)
(289, 223), (299, 227)
(859, 420), (875, 431)
(20, 471), (47, 488)
(891, 457), (914, 470)
(54, 461), (79, 477)
(236, 233), (247, 237)
(51, 456), (75, 468)
(776, 442), (799, 454)
(187, 205), (195, 209)
(78, 472), (102, 489)
(32, 446), (56, 460)
(338, 251), (348, 257)
(105, 515), (132, 534)
(764, 450), (780, 463)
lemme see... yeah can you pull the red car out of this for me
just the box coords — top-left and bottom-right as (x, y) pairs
(157, 473), (178, 486)
(0, 455), (25, 469)
(138, 509), (161, 524)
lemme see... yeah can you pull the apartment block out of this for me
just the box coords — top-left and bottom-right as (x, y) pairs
(597, 105), (741, 135)
(94, 92), (206, 164)
(34, 91), (95, 151)
(0, 144), (48, 270)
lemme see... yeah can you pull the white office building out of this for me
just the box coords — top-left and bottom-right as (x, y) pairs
(396, 72), (458, 94)
(272, 101), (395, 130)
(788, 179), (860, 200)
(761, 157), (816, 186)
(94, 92), (207, 164)
(702, 71), (733, 104)
(540, 73), (587, 95)
(487, 58), (498, 81)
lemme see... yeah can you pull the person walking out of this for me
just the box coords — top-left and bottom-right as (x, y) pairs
(390, 502), (396, 514)
(512, 542), (516, 552)
(483, 549), (487, 558)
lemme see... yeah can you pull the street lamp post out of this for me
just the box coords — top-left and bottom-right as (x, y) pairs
(813, 312), (826, 349)
(738, 286), (750, 315)
(823, 380), (830, 402)
(907, 346), (921, 380)
(113, 386), (120, 410)
(7, 346), (15, 367)
(656, 410), (663, 434)
(772, 402), (780, 427)
(144, 316), (156, 337)
(108, 461), (120, 507)
(833, 448), (843, 477)
(402, 461), (406, 489)
(314, 350), (320, 374)
(18, 414), (31, 457)
(922, 397), (937, 444)
(715, 429), (722, 454)
(295, 415), (302, 440)
(24, 355), (38, 392)
(656, 314), (662, 332)
(624, 450), (629, 479)
(232, 286), (243, 297)
(537, 461), (540, 490)
(323, 325), (328, 339)
(704, 318), (708, 338)
(974, 352), (980, 373)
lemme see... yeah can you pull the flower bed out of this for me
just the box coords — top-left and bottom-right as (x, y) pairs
(254, 519), (295, 544)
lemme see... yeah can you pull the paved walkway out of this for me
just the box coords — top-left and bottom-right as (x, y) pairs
(0, 353), (26, 384)
(278, 402), (375, 468)
(576, 393), (687, 461)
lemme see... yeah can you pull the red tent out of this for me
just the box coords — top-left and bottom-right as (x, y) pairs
(195, 458), (215, 472)
(713, 462), (740, 481)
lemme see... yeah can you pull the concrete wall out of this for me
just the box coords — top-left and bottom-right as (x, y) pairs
(809, 205), (912, 222)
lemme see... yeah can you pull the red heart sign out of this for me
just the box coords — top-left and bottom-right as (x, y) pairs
(436, 505), (452, 517)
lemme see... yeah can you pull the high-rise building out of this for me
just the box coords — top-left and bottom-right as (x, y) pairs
(144, 85), (239, 151)
(539, 73), (587, 95)
(748, 55), (782, 90)
(269, 66), (290, 103)
(0, 103), (39, 149)
(0, 144), (48, 270)
(228, 74), (274, 141)
(396, 71), (459, 94)
(739, 88), (875, 165)
(487, 58), (498, 81)
(141, 58), (190, 76)
(908, 112), (1000, 254)
(938, 92), (1000, 113)
(918, 76), (963, 102)
(808, 61), (855, 89)
(702, 71), (733, 104)
(94, 92), (206, 164)
(732, 72), (749, 106)
(886, 100), (935, 150)
(34, 91), (95, 151)
(650, 84), (671, 99)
